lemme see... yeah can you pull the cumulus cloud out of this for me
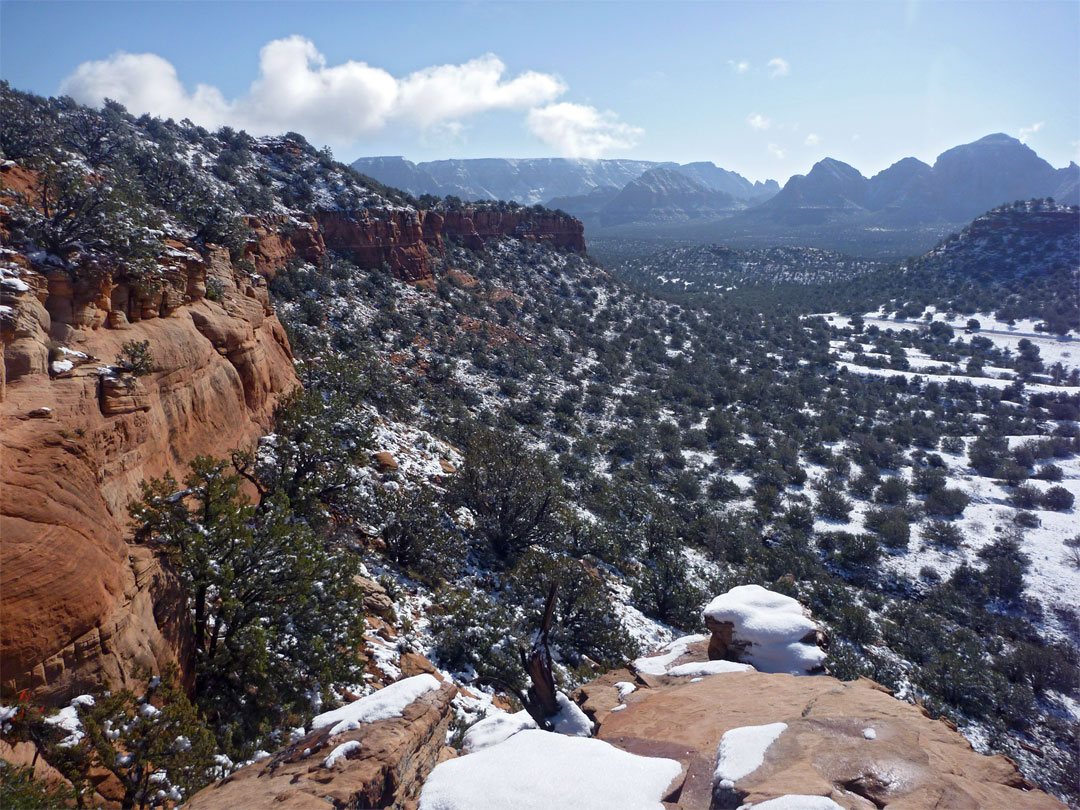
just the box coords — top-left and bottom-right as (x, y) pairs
(804, 133), (821, 146)
(526, 102), (642, 159)
(61, 51), (232, 128)
(767, 58), (790, 78)
(747, 113), (772, 130)
(728, 60), (751, 74)
(767, 143), (787, 159)
(61, 37), (567, 147)
(1018, 121), (1043, 143)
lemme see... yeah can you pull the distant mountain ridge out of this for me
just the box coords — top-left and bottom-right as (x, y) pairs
(590, 167), (740, 226)
(349, 155), (777, 206)
(354, 135), (1077, 259)
(753, 134), (1079, 227)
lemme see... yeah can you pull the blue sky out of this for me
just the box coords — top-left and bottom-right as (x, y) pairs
(2, 1), (1077, 182)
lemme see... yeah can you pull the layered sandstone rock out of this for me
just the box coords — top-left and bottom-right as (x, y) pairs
(593, 669), (1065, 809)
(244, 207), (586, 283)
(1, 240), (297, 702)
(185, 680), (458, 810)
(567, 596), (1067, 809)
(563, 630), (1068, 810)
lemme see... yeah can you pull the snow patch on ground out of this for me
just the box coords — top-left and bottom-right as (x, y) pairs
(550, 692), (594, 737)
(713, 722), (787, 784)
(463, 691), (592, 753)
(463, 710), (537, 753)
(748, 797), (844, 810)
(323, 740), (361, 768)
(666, 660), (755, 677)
(631, 634), (708, 675)
(419, 729), (682, 810)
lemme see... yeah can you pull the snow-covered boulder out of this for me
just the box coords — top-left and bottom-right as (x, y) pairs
(702, 585), (826, 675)
(418, 729), (682, 810)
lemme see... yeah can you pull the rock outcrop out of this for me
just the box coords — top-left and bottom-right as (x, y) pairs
(186, 679), (458, 810)
(565, 619), (1068, 809)
(702, 584), (828, 674)
(1, 210), (298, 701)
(244, 206), (586, 283)
(591, 667), (1066, 809)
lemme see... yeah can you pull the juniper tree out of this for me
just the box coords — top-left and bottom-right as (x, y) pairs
(129, 457), (364, 754)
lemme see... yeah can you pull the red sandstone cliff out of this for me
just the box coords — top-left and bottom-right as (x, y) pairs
(243, 207), (586, 282)
(1, 231), (298, 701)
(0, 156), (585, 702)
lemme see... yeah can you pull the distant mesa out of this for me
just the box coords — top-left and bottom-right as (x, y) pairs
(354, 135), (1079, 259)
(349, 155), (779, 210)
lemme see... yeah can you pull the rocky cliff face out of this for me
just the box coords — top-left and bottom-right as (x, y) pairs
(242, 207), (584, 283)
(0, 150), (585, 703)
(1, 194), (299, 701)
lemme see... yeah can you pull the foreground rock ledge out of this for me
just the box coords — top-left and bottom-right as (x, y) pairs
(590, 664), (1066, 809)
(185, 681), (457, 810)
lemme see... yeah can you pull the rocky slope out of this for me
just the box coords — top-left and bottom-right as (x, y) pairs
(0, 87), (585, 705)
(0, 189), (581, 702)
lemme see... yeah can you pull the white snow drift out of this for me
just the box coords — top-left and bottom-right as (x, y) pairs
(418, 729), (682, 810)
(462, 692), (593, 753)
(713, 722), (788, 785)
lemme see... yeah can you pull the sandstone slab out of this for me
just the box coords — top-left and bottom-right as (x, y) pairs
(186, 681), (457, 810)
(596, 671), (1066, 810)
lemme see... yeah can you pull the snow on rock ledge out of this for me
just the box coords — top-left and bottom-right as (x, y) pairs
(186, 678), (458, 810)
(463, 691), (593, 753)
(310, 673), (442, 735)
(702, 585), (826, 675)
(631, 633), (709, 675)
(419, 729), (682, 810)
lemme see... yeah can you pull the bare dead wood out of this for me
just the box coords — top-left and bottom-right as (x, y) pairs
(520, 581), (560, 727)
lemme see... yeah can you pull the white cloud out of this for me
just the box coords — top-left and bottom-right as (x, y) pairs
(767, 143), (787, 159)
(527, 102), (642, 158)
(747, 113), (772, 130)
(61, 37), (566, 147)
(804, 133), (821, 146)
(394, 53), (565, 127)
(728, 60), (751, 74)
(767, 58), (790, 78)
(1018, 121), (1044, 143)
(60, 51), (232, 128)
